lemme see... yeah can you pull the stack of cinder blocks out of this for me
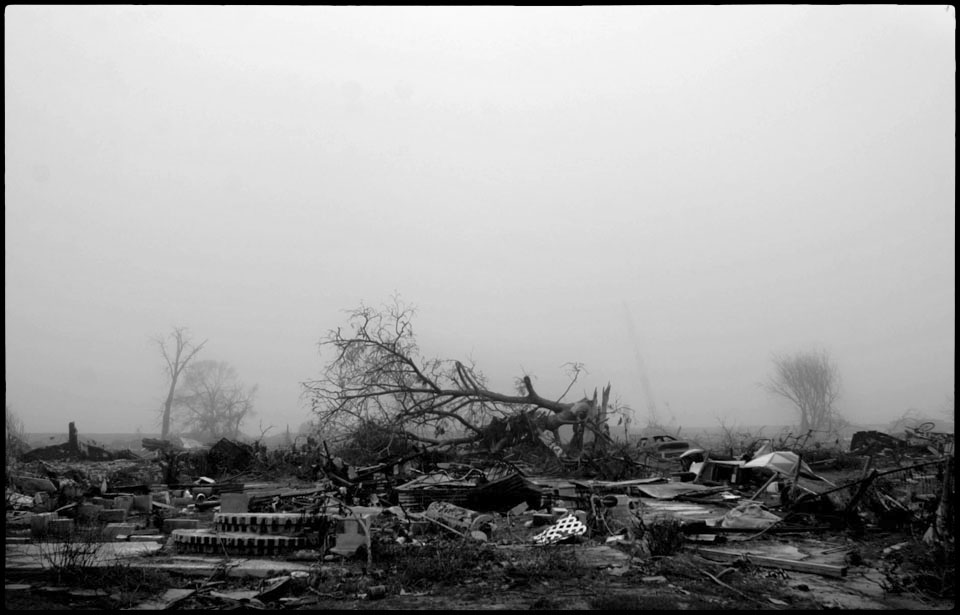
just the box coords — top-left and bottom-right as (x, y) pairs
(170, 493), (366, 557)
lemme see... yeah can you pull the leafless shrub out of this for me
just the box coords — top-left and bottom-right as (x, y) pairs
(35, 526), (109, 584)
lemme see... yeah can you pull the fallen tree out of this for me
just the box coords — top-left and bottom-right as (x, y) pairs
(300, 298), (617, 459)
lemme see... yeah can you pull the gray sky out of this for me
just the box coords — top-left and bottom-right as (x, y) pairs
(5, 6), (955, 436)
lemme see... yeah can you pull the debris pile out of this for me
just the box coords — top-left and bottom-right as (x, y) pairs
(5, 419), (954, 608)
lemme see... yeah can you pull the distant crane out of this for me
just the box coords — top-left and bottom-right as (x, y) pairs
(621, 302), (659, 426)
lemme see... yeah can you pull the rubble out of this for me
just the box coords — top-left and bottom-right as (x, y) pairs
(5, 419), (954, 610)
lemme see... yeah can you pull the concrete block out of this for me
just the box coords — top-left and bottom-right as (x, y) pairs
(163, 518), (200, 533)
(32, 492), (52, 512)
(13, 476), (57, 495)
(219, 493), (252, 513)
(114, 495), (134, 513)
(103, 523), (137, 540)
(48, 518), (75, 537)
(132, 494), (153, 513)
(171, 497), (193, 507)
(77, 504), (104, 525)
(532, 513), (557, 527)
(99, 509), (127, 523)
(30, 512), (57, 538)
(329, 517), (366, 556)
(129, 534), (165, 542)
(152, 491), (171, 505)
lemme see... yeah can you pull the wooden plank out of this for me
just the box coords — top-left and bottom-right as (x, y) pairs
(696, 548), (848, 578)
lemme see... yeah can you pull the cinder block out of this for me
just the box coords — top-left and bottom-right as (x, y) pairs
(99, 508), (127, 523)
(163, 518), (200, 533)
(103, 523), (137, 540)
(219, 493), (252, 513)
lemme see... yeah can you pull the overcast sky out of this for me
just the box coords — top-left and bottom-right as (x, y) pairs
(5, 6), (955, 437)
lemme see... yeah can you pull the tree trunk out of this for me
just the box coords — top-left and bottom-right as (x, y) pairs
(161, 381), (177, 441)
(68, 422), (79, 456)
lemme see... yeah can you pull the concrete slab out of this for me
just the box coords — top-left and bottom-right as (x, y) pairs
(5, 540), (164, 571)
(103, 523), (138, 540)
(7, 541), (321, 580)
(163, 518), (200, 532)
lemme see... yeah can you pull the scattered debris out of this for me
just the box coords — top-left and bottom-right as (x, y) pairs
(6, 419), (954, 610)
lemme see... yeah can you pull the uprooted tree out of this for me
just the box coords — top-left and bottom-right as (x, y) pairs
(301, 299), (617, 461)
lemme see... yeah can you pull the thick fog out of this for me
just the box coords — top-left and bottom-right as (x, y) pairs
(5, 6), (955, 436)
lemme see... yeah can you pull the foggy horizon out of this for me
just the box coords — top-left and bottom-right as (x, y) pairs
(5, 6), (955, 438)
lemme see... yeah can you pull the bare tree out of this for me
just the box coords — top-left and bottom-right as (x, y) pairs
(155, 327), (206, 440)
(175, 360), (256, 440)
(300, 298), (612, 454)
(6, 405), (28, 465)
(765, 349), (842, 434)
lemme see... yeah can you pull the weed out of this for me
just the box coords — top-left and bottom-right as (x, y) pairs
(510, 545), (588, 579)
(881, 539), (955, 600)
(35, 525), (108, 584)
(85, 564), (178, 608)
(588, 592), (646, 610)
(376, 536), (499, 589)
(529, 594), (564, 609)
(642, 518), (684, 556)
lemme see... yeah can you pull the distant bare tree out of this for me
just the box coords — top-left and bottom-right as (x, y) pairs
(155, 327), (206, 440)
(765, 349), (842, 434)
(6, 405), (28, 466)
(175, 360), (256, 440)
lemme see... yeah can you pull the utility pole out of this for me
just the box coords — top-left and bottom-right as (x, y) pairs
(622, 302), (659, 426)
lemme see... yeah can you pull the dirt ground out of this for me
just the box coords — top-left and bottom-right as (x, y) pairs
(5, 521), (955, 611)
